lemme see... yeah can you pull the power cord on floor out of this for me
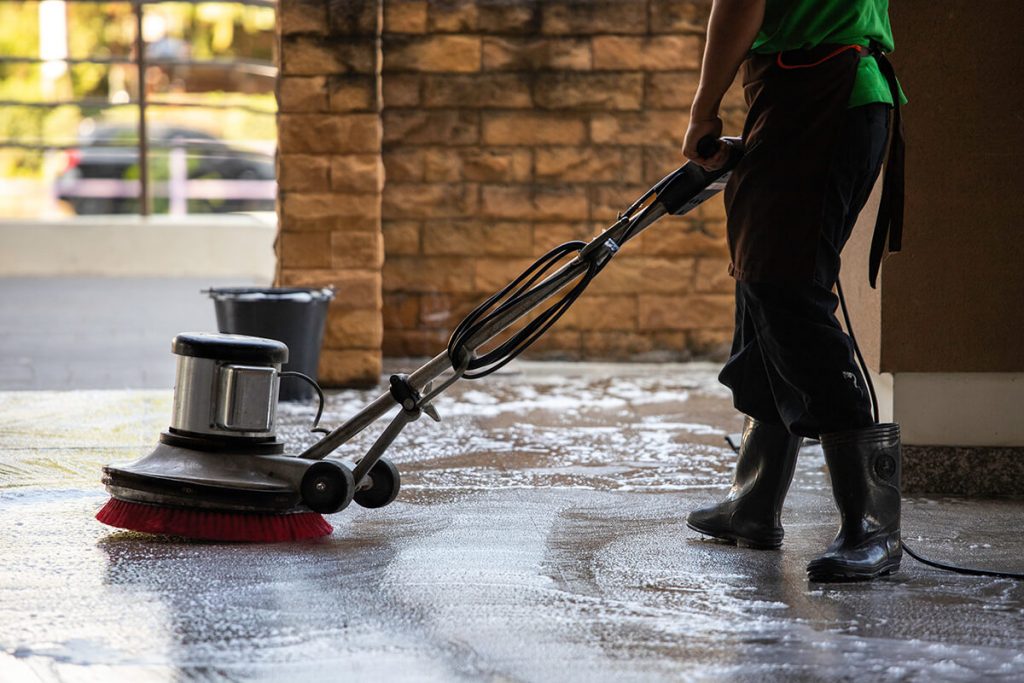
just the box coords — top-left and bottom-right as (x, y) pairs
(836, 279), (1024, 581)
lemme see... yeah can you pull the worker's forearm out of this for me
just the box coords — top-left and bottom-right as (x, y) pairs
(691, 0), (765, 120)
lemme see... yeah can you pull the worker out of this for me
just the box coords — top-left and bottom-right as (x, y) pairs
(681, 0), (906, 582)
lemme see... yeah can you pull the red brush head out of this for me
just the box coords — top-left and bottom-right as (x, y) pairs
(96, 498), (333, 542)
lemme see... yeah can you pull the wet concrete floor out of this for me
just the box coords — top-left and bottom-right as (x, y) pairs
(1, 362), (1023, 682)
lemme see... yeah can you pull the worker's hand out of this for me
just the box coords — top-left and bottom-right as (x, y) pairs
(682, 116), (728, 171)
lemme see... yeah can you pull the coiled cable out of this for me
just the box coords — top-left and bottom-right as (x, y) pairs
(447, 240), (609, 380)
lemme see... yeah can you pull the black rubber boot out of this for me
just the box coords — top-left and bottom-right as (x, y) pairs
(807, 423), (902, 582)
(686, 417), (802, 549)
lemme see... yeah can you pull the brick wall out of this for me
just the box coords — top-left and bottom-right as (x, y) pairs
(277, 0), (745, 385)
(378, 0), (745, 361)
(276, 0), (385, 386)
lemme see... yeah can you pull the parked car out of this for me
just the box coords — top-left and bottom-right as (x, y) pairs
(56, 123), (276, 215)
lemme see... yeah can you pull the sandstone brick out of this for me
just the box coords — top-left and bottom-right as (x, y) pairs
(280, 1), (327, 35)
(581, 331), (660, 358)
(335, 270), (384, 310)
(423, 148), (463, 182)
(523, 330), (582, 357)
(279, 76), (328, 112)
(331, 154), (383, 193)
(278, 154), (330, 192)
(561, 295), (637, 331)
(532, 222), (593, 255)
(422, 220), (481, 256)
(383, 220), (421, 255)
(383, 149), (426, 182)
(318, 349), (381, 388)
(282, 192), (381, 226)
(280, 113), (381, 154)
(650, 331), (692, 356)
(643, 146), (688, 185)
(642, 220), (728, 257)
(327, 0), (379, 36)
(423, 220), (533, 257)
(275, 269), (331, 290)
(533, 72), (643, 111)
(383, 292), (421, 328)
(418, 292), (481, 328)
(638, 294), (734, 331)
(429, 0), (478, 32)
(325, 307), (383, 349)
(702, 220), (727, 239)
(473, 257), (540, 293)
(649, 0), (711, 34)
(383, 329), (451, 357)
(328, 75), (377, 112)
(383, 110), (479, 145)
(382, 74), (422, 107)
(646, 72), (701, 110)
(586, 257), (646, 295)
(535, 147), (637, 183)
(281, 36), (376, 76)
(384, 0), (427, 33)
(639, 256), (697, 294)
(481, 185), (589, 221)
(460, 148), (532, 182)
(423, 73), (532, 108)
(385, 36), (482, 72)
(482, 112), (587, 146)
(331, 230), (384, 270)
(688, 328), (734, 361)
(482, 37), (591, 71)
(590, 184), (649, 221)
(278, 269), (383, 310)
(541, 1), (647, 35)
(593, 35), (702, 71)
(382, 183), (478, 219)
(384, 256), (476, 293)
(695, 257), (733, 293)
(477, 1), (540, 33)
(591, 111), (686, 145)
(279, 231), (331, 269)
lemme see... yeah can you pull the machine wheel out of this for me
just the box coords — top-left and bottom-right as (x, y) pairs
(301, 460), (355, 514)
(353, 459), (401, 509)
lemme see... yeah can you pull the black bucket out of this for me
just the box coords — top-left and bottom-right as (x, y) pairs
(207, 287), (335, 402)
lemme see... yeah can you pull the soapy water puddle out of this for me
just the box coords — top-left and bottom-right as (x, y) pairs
(2, 363), (1024, 680)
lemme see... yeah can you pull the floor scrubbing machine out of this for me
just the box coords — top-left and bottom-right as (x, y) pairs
(97, 138), (745, 541)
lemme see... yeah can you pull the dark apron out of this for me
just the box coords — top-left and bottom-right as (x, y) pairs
(724, 44), (903, 285)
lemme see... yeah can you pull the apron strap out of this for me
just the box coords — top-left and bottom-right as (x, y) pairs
(868, 49), (905, 288)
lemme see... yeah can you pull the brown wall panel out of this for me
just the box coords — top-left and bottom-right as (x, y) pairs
(879, 1), (1024, 372)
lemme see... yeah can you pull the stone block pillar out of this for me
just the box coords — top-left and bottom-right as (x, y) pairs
(276, 0), (385, 387)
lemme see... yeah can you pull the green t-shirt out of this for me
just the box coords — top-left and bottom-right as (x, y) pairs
(751, 0), (904, 108)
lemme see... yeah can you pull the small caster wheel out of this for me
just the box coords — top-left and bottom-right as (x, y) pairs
(354, 458), (401, 509)
(301, 460), (355, 514)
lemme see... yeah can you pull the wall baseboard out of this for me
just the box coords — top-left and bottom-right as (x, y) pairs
(903, 444), (1024, 498)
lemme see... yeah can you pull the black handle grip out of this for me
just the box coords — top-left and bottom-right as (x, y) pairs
(696, 135), (721, 159)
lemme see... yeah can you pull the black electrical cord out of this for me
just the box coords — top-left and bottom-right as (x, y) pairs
(836, 280), (1024, 581)
(278, 371), (329, 434)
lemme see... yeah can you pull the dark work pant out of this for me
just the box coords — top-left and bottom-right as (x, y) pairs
(719, 103), (890, 438)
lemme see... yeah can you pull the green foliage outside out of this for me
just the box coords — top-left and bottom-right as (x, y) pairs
(0, 1), (277, 183)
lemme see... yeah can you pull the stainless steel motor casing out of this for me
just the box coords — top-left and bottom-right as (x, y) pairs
(169, 332), (289, 439)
